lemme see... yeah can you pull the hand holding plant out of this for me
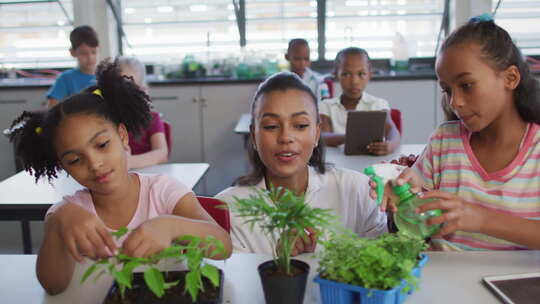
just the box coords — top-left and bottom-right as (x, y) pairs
(53, 202), (116, 262)
(121, 217), (177, 258)
(82, 228), (225, 302)
(229, 185), (335, 275)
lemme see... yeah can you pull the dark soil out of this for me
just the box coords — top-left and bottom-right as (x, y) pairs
(103, 270), (223, 304)
(260, 261), (307, 277)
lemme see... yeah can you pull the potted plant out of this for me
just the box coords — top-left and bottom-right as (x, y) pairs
(315, 231), (428, 304)
(82, 227), (225, 304)
(229, 185), (335, 304)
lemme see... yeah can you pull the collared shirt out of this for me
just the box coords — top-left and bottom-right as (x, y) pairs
(301, 68), (330, 101)
(215, 166), (387, 254)
(319, 92), (390, 134)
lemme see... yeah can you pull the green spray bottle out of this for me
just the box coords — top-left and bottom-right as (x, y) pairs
(364, 164), (442, 238)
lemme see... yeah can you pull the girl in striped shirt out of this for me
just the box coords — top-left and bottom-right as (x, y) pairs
(381, 18), (540, 251)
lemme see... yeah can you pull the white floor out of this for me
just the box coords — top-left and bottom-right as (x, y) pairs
(0, 221), (44, 254)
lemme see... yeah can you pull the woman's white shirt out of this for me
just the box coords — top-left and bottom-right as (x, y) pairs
(215, 166), (387, 254)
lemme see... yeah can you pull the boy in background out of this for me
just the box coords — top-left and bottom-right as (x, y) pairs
(285, 38), (329, 101)
(320, 47), (400, 155)
(46, 25), (99, 107)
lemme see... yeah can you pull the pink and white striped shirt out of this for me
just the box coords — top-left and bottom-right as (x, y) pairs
(414, 120), (540, 251)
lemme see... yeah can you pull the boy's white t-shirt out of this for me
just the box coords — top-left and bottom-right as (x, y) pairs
(319, 92), (390, 134)
(215, 166), (387, 254)
(46, 173), (192, 246)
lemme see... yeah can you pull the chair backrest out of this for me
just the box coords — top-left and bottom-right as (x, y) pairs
(197, 196), (231, 233)
(390, 108), (402, 135)
(163, 121), (172, 156)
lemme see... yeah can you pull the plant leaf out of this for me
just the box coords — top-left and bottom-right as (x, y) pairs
(111, 227), (129, 239)
(144, 267), (165, 298)
(201, 264), (220, 287)
(81, 263), (98, 283)
(185, 270), (201, 302)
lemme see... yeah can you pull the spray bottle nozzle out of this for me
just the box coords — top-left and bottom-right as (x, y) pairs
(364, 164), (406, 206)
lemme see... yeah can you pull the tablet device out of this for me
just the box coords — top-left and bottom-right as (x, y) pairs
(483, 272), (540, 304)
(344, 110), (387, 155)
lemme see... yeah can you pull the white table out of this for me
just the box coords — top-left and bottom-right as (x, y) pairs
(0, 163), (209, 254)
(1, 251), (540, 303)
(325, 144), (426, 171)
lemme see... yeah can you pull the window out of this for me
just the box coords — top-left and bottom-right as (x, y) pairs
(493, 0), (540, 55)
(245, 0), (318, 60)
(325, 0), (444, 59)
(121, 0), (240, 64)
(0, 0), (74, 69)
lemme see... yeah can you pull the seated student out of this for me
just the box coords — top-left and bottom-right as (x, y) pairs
(46, 25), (99, 108)
(216, 72), (387, 255)
(9, 58), (232, 295)
(319, 47), (401, 155)
(117, 56), (168, 169)
(378, 18), (540, 251)
(285, 38), (329, 101)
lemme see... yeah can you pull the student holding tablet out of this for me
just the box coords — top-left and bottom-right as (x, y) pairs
(319, 47), (401, 155)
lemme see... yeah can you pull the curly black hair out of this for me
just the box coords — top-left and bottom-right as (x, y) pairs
(9, 58), (152, 182)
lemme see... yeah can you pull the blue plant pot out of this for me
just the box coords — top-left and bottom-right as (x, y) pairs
(314, 254), (428, 304)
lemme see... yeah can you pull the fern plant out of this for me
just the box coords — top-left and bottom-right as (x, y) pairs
(229, 185), (335, 275)
(81, 228), (224, 302)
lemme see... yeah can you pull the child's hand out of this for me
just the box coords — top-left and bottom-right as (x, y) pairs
(54, 203), (116, 262)
(122, 217), (174, 258)
(369, 168), (424, 212)
(278, 228), (317, 257)
(416, 191), (486, 236)
(367, 141), (392, 155)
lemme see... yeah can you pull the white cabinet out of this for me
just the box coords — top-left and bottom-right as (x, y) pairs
(0, 88), (47, 180)
(150, 82), (257, 195)
(150, 86), (202, 164)
(201, 83), (257, 195)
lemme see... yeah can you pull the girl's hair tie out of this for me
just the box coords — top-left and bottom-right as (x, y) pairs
(92, 88), (103, 99)
(469, 13), (493, 24)
(35, 127), (43, 135)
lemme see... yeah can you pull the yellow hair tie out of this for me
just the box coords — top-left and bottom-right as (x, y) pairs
(35, 127), (43, 135)
(92, 89), (103, 99)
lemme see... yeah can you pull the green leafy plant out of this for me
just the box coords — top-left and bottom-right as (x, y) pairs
(318, 231), (428, 291)
(81, 228), (225, 302)
(229, 185), (336, 275)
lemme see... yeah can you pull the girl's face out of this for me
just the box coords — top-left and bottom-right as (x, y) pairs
(252, 89), (320, 181)
(436, 42), (520, 132)
(54, 113), (130, 194)
(337, 53), (371, 100)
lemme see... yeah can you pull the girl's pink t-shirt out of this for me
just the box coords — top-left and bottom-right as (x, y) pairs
(47, 173), (192, 246)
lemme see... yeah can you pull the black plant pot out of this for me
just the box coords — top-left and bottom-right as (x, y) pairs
(258, 259), (310, 304)
(103, 269), (224, 304)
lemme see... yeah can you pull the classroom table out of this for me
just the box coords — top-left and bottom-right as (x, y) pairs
(325, 144), (426, 171)
(1, 250), (539, 303)
(0, 163), (210, 254)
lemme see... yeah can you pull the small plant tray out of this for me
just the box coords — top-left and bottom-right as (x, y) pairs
(314, 254), (428, 304)
(103, 269), (224, 304)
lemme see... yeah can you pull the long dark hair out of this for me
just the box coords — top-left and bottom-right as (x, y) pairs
(9, 58), (152, 182)
(234, 71), (326, 186)
(440, 19), (540, 123)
